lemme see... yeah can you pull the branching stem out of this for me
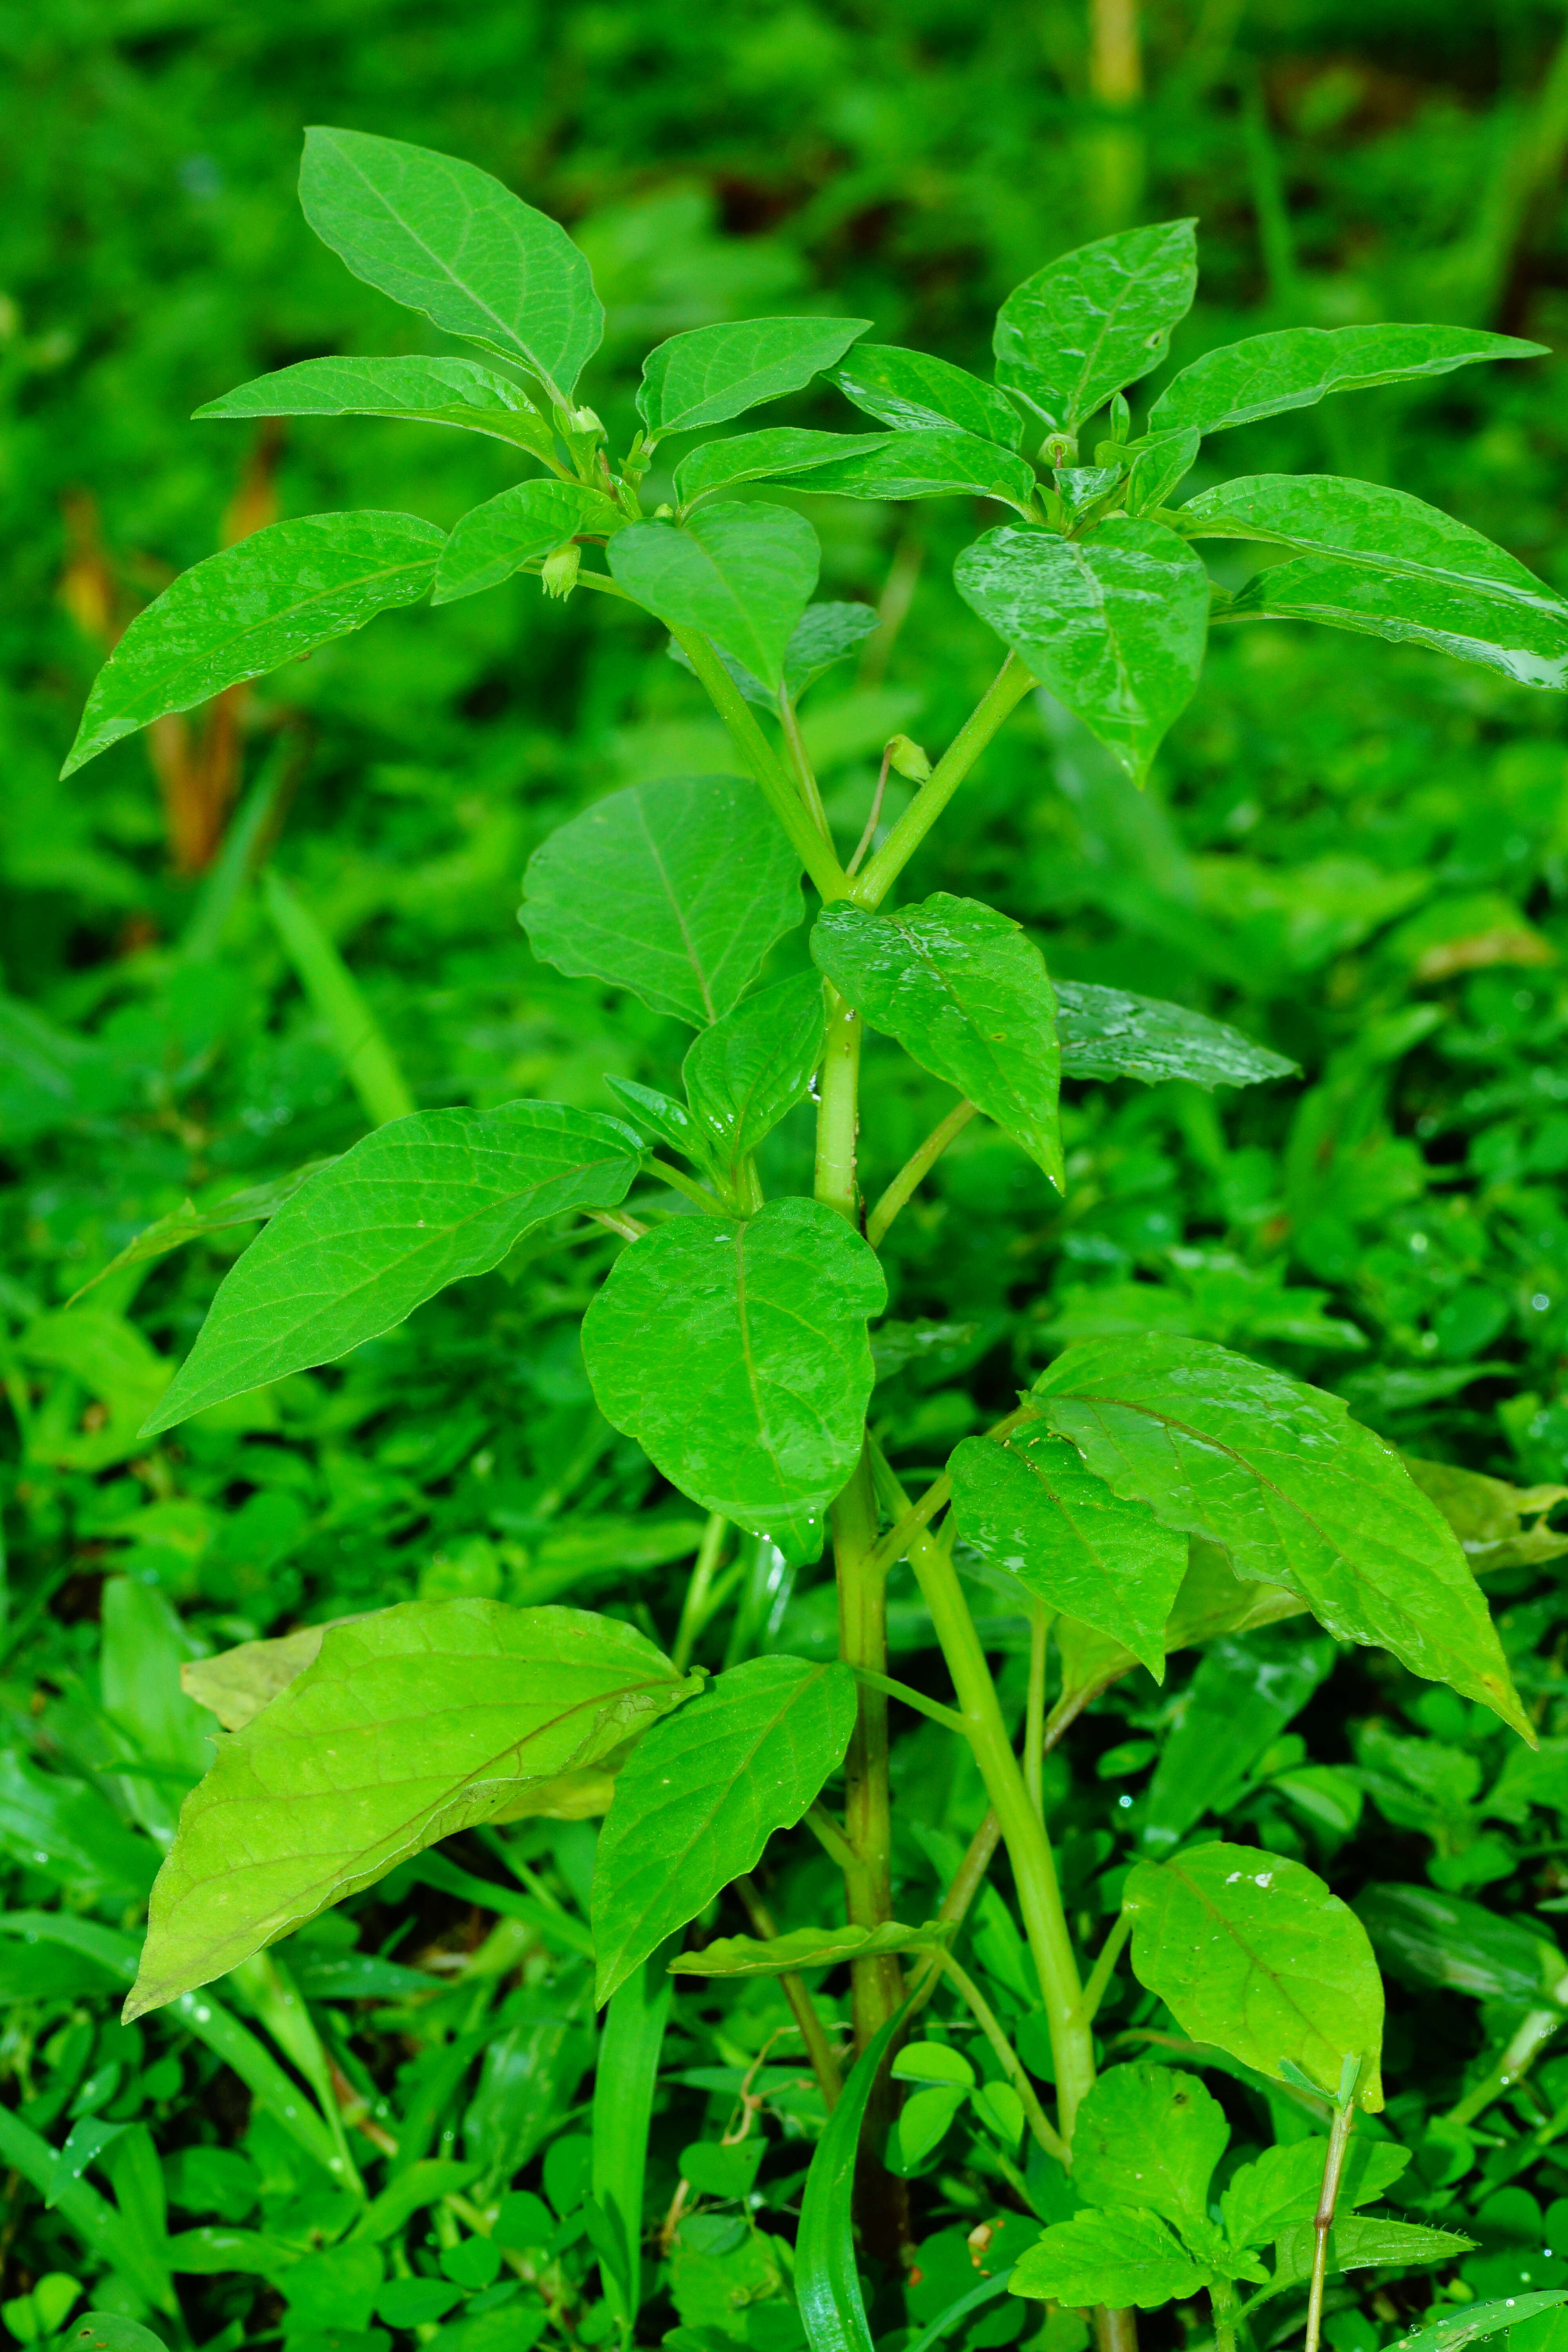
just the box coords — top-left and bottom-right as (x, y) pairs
(854, 655), (1036, 907)
(866, 1098), (979, 1247)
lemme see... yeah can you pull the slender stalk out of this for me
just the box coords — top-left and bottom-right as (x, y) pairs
(868, 1441), (1094, 2136)
(854, 656), (1036, 909)
(803, 1802), (860, 1875)
(777, 682), (832, 843)
(735, 1877), (844, 2111)
(847, 741), (893, 878)
(816, 985), (862, 1225)
(645, 1157), (728, 1216)
(1211, 2276), (1240, 2352)
(931, 1949), (1069, 2167)
(670, 1512), (729, 1674)
(668, 623), (848, 902)
(586, 1208), (646, 1243)
(848, 1664), (969, 1737)
(1075, 1913), (1131, 2029)
(1449, 2005), (1562, 2130)
(862, 1401), (1038, 1581)
(905, 1809), (1003, 2022)
(833, 1446), (902, 2051)
(1025, 1604), (1050, 1819)
(866, 1099), (979, 1247)
(1304, 2096), (1356, 2352)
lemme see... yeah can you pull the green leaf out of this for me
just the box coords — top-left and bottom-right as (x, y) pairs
(65, 1160), (336, 1308)
(1405, 1457), (1568, 1575)
(608, 504), (820, 692)
(592, 1951), (673, 2327)
(1141, 1629), (1336, 1857)
(1396, 2293), (1568, 2352)
(1150, 323), (1545, 439)
(682, 972), (827, 1187)
(581, 1196), (886, 1560)
(1126, 427), (1201, 515)
(126, 1601), (696, 2017)
(773, 428), (1039, 516)
(1008, 2208), (1210, 2310)
(796, 2007), (905, 2352)
(432, 479), (624, 605)
(668, 599), (880, 708)
(193, 354), (557, 458)
(1123, 1840), (1386, 2107)
(1220, 552), (1568, 691)
(1031, 1335), (1528, 1731)
(1056, 980), (1296, 1091)
(673, 429), (895, 510)
(183, 1623), (335, 1732)
(520, 773), (804, 1025)
(70, 2319), (172, 2352)
(1270, 2215), (1474, 2287)
(671, 1920), (952, 1977)
(949, 1425), (1187, 1675)
(637, 316), (871, 437)
(1072, 2063), (1229, 2231)
(604, 1076), (717, 1176)
(889, 2085), (967, 2174)
(62, 512), (445, 777)
(955, 517), (1208, 782)
(0, 2107), (171, 2312)
(144, 1102), (641, 1433)
(829, 343), (1024, 448)
(993, 219), (1198, 434)
(1356, 1883), (1568, 2009)
(592, 1655), (858, 2002)
(1219, 2138), (1411, 2251)
(893, 2042), (976, 2087)
(810, 893), (1063, 1188)
(299, 127), (602, 401)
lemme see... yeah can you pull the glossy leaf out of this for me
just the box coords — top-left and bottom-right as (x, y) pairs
(591, 1655), (858, 2001)
(433, 479), (624, 604)
(1072, 2063), (1229, 2231)
(669, 599), (881, 707)
(638, 315), (871, 437)
(183, 1624), (339, 1731)
(1271, 2216), (1474, 2286)
(63, 512), (445, 777)
(796, 2008), (904, 2352)
(521, 774), (804, 1025)
(949, 1423), (1186, 1674)
(774, 428), (1039, 516)
(1056, 979), (1296, 1090)
(592, 1953), (673, 2327)
(1397, 2294), (1568, 2352)
(604, 1076), (717, 1175)
(608, 503), (820, 691)
(682, 972), (828, 1181)
(1221, 552), (1568, 691)
(1126, 427), (1200, 515)
(993, 219), (1198, 432)
(1141, 1628), (1337, 1856)
(1032, 1335), (1527, 1730)
(1008, 2208), (1208, 2310)
(145, 1102), (642, 1432)
(1405, 1457), (1568, 1575)
(194, 354), (556, 457)
(1151, 323), (1545, 439)
(829, 343), (1024, 447)
(1220, 2137), (1411, 2251)
(1123, 1841), (1386, 2106)
(581, 1196), (886, 1559)
(299, 127), (603, 400)
(673, 428), (893, 510)
(66, 1161), (335, 1308)
(955, 517), (1208, 782)
(811, 893), (1063, 1187)
(127, 1601), (696, 2016)
(671, 1920), (952, 1977)
(1356, 1883), (1568, 2009)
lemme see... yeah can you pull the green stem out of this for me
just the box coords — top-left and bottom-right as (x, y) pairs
(777, 682), (833, 843)
(1211, 2276), (1240, 2352)
(833, 1445), (903, 2053)
(932, 1949), (1069, 2167)
(1025, 1603), (1050, 1819)
(867, 1441), (1094, 2136)
(670, 1512), (729, 1674)
(848, 1664), (968, 1737)
(668, 623), (849, 902)
(905, 1810), (1002, 2023)
(862, 1401), (1038, 1583)
(1075, 1911), (1131, 2029)
(645, 1157), (728, 1216)
(816, 985), (862, 1225)
(1304, 2096), (1356, 2352)
(866, 1098), (979, 1248)
(1451, 2006), (1563, 2130)
(854, 655), (1036, 909)
(735, 1876), (844, 2111)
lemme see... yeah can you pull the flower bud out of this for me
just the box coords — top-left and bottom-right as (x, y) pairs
(541, 543), (581, 601)
(886, 733), (933, 784)
(1041, 431), (1077, 468)
(565, 404), (604, 438)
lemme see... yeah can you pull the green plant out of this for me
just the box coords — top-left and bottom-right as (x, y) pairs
(56, 125), (1568, 2352)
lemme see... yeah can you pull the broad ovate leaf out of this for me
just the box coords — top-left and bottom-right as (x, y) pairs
(591, 1655), (857, 2002)
(299, 127), (602, 401)
(1124, 1841), (1385, 2106)
(1056, 980), (1296, 1091)
(125, 1601), (696, 2016)
(1220, 2137), (1411, 2252)
(1072, 2063), (1229, 2231)
(183, 1625), (346, 1731)
(637, 316), (871, 437)
(608, 504), (819, 693)
(949, 1424), (1187, 1674)
(810, 893), (1063, 1187)
(682, 973), (827, 1183)
(1125, 426), (1201, 516)
(581, 1196), (886, 1561)
(433, 479), (624, 605)
(955, 517), (1208, 782)
(1008, 2209), (1209, 2310)
(194, 355), (557, 458)
(520, 773), (804, 1026)
(673, 428), (893, 511)
(670, 1920), (953, 1976)
(829, 343), (1023, 447)
(1033, 1334), (1527, 1731)
(993, 219), (1198, 434)
(1150, 323), (1545, 439)
(777, 428), (1038, 516)
(1221, 553), (1568, 691)
(143, 1102), (642, 1432)
(667, 600), (880, 709)
(63, 512), (445, 777)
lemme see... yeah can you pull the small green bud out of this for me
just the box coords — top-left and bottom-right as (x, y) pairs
(541, 543), (581, 601)
(1109, 391), (1131, 444)
(652, 501), (675, 521)
(1041, 431), (1077, 467)
(565, 404), (604, 438)
(885, 733), (933, 784)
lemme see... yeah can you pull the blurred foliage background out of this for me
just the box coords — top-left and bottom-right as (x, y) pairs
(12, 2), (1568, 2348)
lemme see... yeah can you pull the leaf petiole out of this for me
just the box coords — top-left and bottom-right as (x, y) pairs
(853, 653), (1037, 908)
(848, 1664), (969, 1737)
(866, 1097), (980, 1247)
